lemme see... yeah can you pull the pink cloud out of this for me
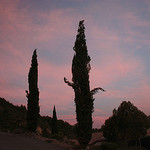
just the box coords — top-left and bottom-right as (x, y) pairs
(0, 0), (79, 55)
(94, 108), (103, 113)
(0, 86), (26, 106)
(90, 51), (141, 89)
(93, 116), (108, 128)
(0, 0), (77, 112)
(125, 80), (150, 115)
(0, 0), (150, 129)
(95, 79), (150, 117)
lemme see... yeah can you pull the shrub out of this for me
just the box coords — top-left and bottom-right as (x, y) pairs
(100, 142), (118, 150)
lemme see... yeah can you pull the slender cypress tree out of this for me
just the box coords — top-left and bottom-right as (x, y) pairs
(64, 20), (105, 148)
(26, 49), (39, 132)
(52, 105), (58, 134)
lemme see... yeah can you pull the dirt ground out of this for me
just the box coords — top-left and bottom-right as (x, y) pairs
(0, 131), (104, 150)
(0, 131), (66, 150)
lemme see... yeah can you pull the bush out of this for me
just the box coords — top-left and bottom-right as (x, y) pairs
(100, 142), (118, 150)
(50, 132), (64, 140)
(13, 129), (23, 134)
(118, 146), (145, 150)
(42, 128), (50, 138)
(90, 143), (145, 150)
(102, 101), (150, 144)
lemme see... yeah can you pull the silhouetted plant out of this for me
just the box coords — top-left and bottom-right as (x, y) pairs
(64, 20), (105, 148)
(102, 101), (150, 145)
(0, 98), (26, 132)
(52, 105), (58, 134)
(0, 98), (74, 137)
(26, 49), (39, 132)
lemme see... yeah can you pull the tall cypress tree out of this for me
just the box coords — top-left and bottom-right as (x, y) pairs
(52, 105), (58, 134)
(26, 49), (39, 132)
(64, 20), (105, 148)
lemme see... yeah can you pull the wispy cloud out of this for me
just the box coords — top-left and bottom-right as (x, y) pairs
(0, 0), (150, 127)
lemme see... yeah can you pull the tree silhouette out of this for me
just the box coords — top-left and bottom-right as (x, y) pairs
(26, 49), (39, 132)
(102, 101), (150, 145)
(52, 105), (58, 134)
(64, 20), (105, 148)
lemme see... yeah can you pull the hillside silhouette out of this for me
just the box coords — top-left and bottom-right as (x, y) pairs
(0, 97), (74, 139)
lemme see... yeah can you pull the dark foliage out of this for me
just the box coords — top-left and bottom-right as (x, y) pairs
(102, 101), (150, 145)
(57, 120), (75, 138)
(99, 142), (118, 150)
(26, 49), (39, 132)
(52, 105), (58, 134)
(38, 116), (75, 139)
(64, 20), (105, 148)
(0, 97), (26, 132)
(0, 98), (74, 138)
(128, 136), (150, 150)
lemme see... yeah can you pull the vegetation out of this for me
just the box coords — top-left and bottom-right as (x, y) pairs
(64, 20), (105, 148)
(0, 98), (74, 139)
(98, 142), (118, 150)
(102, 101), (150, 145)
(26, 49), (39, 132)
(1, 21), (150, 149)
(90, 142), (145, 150)
(0, 98), (26, 133)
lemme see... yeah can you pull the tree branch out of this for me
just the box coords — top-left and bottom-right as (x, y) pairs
(25, 90), (29, 98)
(90, 87), (106, 95)
(64, 77), (75, 88)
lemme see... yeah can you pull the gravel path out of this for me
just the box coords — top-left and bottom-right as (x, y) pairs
(0, 132), (66, 150)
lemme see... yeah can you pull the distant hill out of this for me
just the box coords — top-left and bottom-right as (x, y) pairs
(0, 98), (27, 132)
(0, 98), (74, 139)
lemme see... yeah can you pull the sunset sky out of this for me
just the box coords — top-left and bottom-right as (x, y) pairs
(0, 0), (150, 128)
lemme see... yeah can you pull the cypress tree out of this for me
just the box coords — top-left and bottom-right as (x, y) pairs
(52, 105), (58, 134)
(64, 20), (105, 148)
(26, 49), (39, 132)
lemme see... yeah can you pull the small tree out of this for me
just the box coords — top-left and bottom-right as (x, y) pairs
(64, 20), (105, 148)
(26, 49), (39, 132)
(102, 101), (150, 144)
(52, 105), (58, 134)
